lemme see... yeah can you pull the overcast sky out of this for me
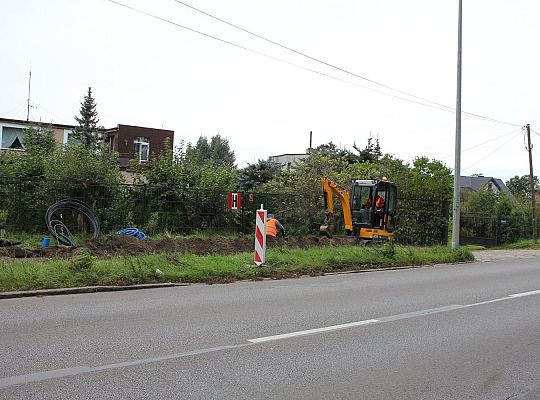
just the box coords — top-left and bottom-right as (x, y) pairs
(1, 0), (539, 181)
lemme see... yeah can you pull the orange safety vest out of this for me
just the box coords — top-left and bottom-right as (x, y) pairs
(266, 218), (277, 237)
(375, 196), (385, 209)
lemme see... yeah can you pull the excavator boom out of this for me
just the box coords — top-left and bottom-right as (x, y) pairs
(320, 177), (354, 237)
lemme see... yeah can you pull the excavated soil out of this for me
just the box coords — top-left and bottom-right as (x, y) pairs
(0, 234), (363, 259)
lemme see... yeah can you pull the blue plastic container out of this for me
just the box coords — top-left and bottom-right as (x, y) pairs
(41, 237), (50, 248)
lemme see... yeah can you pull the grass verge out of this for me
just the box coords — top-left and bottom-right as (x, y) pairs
(495, 239), (540, 249)
(0, 244), (474, 292)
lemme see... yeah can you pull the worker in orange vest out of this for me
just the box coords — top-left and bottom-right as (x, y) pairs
(266, 213), (286, 239)
(364, 194), (385, 209)
(375, 195), (385, 209)
(374, 194), (386, 227)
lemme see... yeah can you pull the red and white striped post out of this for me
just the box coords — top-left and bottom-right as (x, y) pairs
(254, 205), (267, 266)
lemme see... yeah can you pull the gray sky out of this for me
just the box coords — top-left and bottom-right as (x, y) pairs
(1, 0), (539, 181)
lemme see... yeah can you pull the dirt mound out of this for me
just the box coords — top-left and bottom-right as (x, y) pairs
(1, 234), (361, 259)
(86, 234), (157, 257)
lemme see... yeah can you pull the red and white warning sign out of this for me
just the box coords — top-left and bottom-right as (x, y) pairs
(227, 192), (242, 210)
(254, 205), (267, 266)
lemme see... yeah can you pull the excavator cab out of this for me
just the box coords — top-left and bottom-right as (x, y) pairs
(320, 177), (397, 241)
(350, 179), (397, 239)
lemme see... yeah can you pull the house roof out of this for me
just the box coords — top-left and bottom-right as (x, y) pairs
(0, 117), (75, 130)
(1, 118), (174, 135)
(269, 153), (309, 158)
(105, 124), (174, 134)
(459, 175), (514, 198)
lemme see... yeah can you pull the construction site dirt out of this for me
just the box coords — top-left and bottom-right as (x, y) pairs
(0, 234), (361, 259)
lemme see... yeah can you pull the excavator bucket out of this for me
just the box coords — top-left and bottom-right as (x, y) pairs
(320, 212), (335, 238)
(319, 223), (335, 238)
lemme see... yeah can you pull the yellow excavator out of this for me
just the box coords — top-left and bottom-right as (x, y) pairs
(320, 176), (397, 241)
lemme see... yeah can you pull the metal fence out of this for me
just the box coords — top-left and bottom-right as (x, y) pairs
(0, 175), (450, 245)
(460, 213), (533, 247)
(0, 176), (305, 235)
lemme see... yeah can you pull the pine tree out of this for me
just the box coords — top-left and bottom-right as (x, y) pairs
(185, 134), (236, 168)
(353, 136), (382, 163)
(72, 87), (100, 150)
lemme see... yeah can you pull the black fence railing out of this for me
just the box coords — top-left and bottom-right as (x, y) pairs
(0, 176), (306, 235)
(0, 176), (450, 245)
(460, 213), (533, 247)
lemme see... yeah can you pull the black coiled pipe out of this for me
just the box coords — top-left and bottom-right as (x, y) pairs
(45, 199), (100, 247)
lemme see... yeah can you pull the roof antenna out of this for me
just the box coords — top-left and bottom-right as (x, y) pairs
(26, 69), (32, 122)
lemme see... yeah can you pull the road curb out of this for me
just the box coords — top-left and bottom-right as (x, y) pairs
(0, 283), (186, 299)
(1, 261), (476, 299)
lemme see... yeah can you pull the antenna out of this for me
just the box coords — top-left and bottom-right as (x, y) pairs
(26, 70), (32, 122)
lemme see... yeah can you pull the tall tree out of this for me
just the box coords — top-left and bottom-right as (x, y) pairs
(506, 175), (539, 199)
(352, 136), (382, 163)
(209, 134), (235, 168)
(185, 134), (235, 168)
(409, 156), (453, 199)
(72, 87), (101, 150)
(237, 159), (281, 191)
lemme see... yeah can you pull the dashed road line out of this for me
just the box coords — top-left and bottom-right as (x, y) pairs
(2, 288), (539, 389)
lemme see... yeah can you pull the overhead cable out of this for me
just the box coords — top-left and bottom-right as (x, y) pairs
(439, 127), (523, 160)
(462, 130), (523, 172)
(110, 0), (520, 126)
(108, 0), (459, 114)
(461, 127), (523, 152)
(169, 0), (521, 127)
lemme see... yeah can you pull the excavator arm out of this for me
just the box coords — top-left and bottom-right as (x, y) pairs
(320, 177), (353, 237)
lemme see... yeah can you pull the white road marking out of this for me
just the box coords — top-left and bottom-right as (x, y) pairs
(248, 319), (379, 343)
(249, 289), (540, 344)
(508, 289), (540, 298)
(2, 288), (539, 389)
(0, 344), (250, 389)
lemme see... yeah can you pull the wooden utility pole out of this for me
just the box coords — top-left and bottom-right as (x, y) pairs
(526, 124), (537, 243)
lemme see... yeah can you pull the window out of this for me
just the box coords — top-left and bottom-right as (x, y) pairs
(107, 135), (116, 154)
(134, 137), (149, 163)
(63, 129), (75, 145)
(352, 186), (373, 210)
(1, 127), (25, 150)
(352, 185), (374, 225)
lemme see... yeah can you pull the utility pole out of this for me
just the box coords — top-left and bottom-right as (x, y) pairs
(526, 124), (537, 243)
(26, 70), (32, 122)
(451, 0), (463, 250)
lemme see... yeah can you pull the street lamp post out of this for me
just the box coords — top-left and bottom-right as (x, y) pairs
(452, 0), (463, 250)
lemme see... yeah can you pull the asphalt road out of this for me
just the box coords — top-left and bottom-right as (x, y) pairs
(1, 250), (540, 399)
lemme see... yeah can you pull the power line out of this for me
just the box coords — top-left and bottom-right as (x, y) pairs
(440, 127), (523, 160)
(108, 0), (462, 115)
(110, 0), (522, 126)
(462, 127), (523, 153)
(168, 0), (521, 127)
(462, 130), (523, 172)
